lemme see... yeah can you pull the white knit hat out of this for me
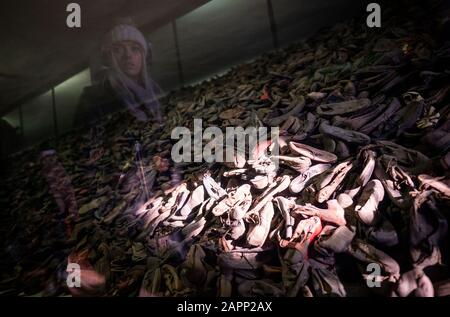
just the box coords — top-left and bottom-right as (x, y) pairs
(103, 24), (149, 55)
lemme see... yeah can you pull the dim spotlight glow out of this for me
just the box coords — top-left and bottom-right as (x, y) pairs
(55, 69), (91, 92)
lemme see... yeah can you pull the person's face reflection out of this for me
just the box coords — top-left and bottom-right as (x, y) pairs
(112, 41), (143, 82)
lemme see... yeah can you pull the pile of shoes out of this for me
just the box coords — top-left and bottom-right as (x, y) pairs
(0, 1), (449, 296)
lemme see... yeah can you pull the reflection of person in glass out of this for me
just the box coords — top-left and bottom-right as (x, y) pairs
(76, 22), (163, 125)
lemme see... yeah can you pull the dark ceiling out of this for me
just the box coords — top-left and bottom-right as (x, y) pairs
(0, 0), (210, 116)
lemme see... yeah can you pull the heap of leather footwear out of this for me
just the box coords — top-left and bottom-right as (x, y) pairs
(1, 1), (449, 297)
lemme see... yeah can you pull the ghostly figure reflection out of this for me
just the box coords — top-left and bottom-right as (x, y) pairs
(76, 22), (163, 125)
